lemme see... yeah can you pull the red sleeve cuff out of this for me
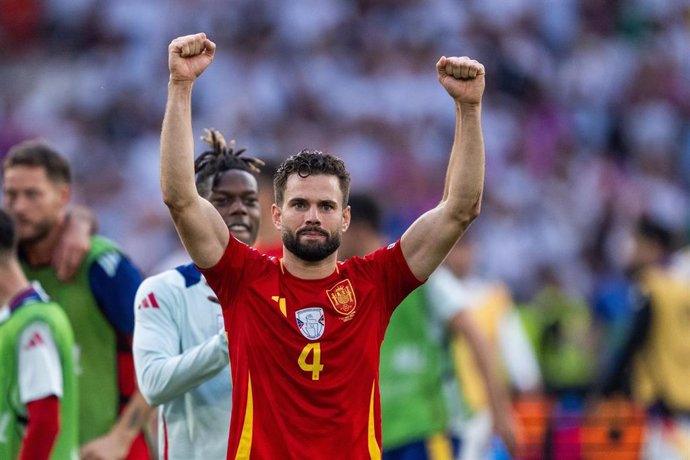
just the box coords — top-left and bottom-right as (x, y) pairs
(19, 395), (60, 460)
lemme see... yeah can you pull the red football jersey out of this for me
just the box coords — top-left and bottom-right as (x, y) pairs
(200, 236), (422, 460)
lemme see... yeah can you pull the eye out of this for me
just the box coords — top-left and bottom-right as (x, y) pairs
(211, 197), (229, 207)
(244, 197), (259, 207)
(320, 203), (335, 211)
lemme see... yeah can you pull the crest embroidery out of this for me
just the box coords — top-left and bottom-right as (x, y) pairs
(326, 279), (357, 315)
(296, 307), (325, 340)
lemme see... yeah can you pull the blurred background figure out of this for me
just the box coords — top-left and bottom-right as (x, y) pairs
(1, 0), (687, 289)
(0, 208), (78, 460)
(599, 216), (690, 460)
(428, 233), (541, 460)
(520, 264), (597, 459)
(2, 140), (152, 459)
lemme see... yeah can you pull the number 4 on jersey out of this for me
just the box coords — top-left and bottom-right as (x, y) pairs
(298, 342), (324, 380)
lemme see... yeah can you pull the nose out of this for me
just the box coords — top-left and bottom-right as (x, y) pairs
(305, 205), (320, 225)
(228, 198), (248, 215)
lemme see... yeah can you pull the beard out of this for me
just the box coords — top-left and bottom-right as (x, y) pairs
(282, 226), (341, 262)
(16, 218), (54, 246)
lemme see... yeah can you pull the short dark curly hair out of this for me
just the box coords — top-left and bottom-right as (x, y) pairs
(273, 149), (351, 206)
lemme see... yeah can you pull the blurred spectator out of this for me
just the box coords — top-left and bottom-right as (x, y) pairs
(0, 0), (687, 294)
(428, 234), (541, 460)
(2, 140), (153, 458)
(600, 215), (690, 460)
(525, 264), (597, 398)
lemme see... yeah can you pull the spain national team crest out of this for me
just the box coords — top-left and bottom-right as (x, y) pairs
(295, 307), (325, 340)
(326, 279), (357, 315)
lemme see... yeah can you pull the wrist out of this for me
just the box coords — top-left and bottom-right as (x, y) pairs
(111, 425), (137, 447)
(456, 101), (481, 113)
(168, 78), (195, 91)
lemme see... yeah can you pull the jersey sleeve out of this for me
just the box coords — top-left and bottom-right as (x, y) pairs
(18, 396), (60, 460)
(18, 323), (64, 403)
(365, 240), (424, 317)
(133, 274), (229, 407)
(197, 235), (252, 308)
(88, 250), (143, 336)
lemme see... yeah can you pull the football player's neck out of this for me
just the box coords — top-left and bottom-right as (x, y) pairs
(282, 249), (338, 280)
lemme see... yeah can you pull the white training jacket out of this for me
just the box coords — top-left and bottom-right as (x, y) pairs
(133, 264), (231, 460)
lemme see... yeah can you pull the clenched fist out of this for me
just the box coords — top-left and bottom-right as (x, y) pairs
(436, 56), (485, 105)
(168, 33), (216, 83)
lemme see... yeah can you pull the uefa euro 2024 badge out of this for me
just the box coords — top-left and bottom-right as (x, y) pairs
(295, 307), (325, 340)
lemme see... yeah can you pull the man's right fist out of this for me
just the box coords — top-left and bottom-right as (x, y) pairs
(168, 33), (216, 83)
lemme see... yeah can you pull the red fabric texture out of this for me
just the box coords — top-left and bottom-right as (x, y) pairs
(19, 396), (60, 460)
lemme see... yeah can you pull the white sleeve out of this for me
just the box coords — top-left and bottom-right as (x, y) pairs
(18, 323), (63, 403)
(133, 275), (229, 407)
(426, 267), (471, 323)
(498, 310), (542, 392)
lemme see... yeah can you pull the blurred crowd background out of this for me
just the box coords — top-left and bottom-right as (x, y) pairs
(2, 0), (690, 457)
(1, 0), (689, 291)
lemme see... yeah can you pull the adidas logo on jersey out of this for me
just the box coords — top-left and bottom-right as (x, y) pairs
(137, 292), (160, 310)
(23, 331), (45, 350)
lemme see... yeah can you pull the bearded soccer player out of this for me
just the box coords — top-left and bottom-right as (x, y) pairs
(0, 208), (78, 460)
(161, 33), (485, 459)
(134, 129), (263, 459)
(2, 141), (153, 459)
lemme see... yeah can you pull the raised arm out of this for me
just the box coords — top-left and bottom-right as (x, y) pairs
(401, 56), (485, 280)
(161, 33), (229, 269)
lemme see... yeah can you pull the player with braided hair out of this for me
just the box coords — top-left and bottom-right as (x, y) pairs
(133, 128), (262, 459)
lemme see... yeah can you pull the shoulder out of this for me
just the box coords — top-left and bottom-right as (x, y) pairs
(137, 267), (186, 298)
(340, 244), (392, 270)
(14, 300), (69, 327)
(85, 236), (129, 272)
(136, 264), (208, 308)
(174, 263), (204, 287)
(89, 235), (122, 256)
(17, 319), (62, 352)
(140, 264), (204, 291)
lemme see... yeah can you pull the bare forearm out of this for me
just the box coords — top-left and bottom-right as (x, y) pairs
(112, 391), (153, 446)
(160, 82), (198, 209)
(465, 326), (511, 418)
(442, 104), (462, 201)
(158, 80), (229, 267)
(443, 102), (484, 223)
